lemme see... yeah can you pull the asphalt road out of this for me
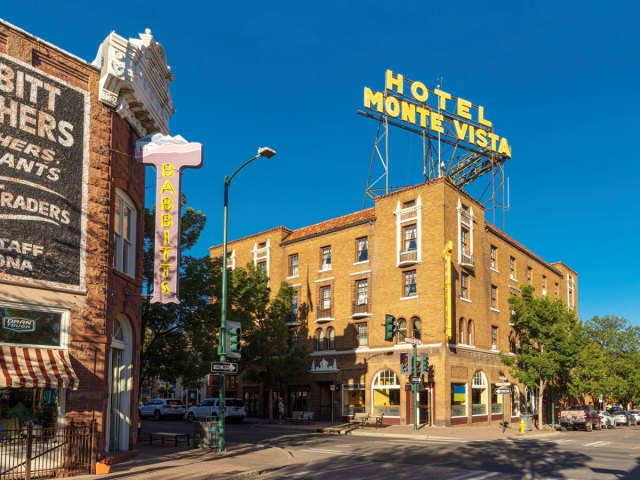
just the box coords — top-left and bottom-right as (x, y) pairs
(141, 418), (640, 479)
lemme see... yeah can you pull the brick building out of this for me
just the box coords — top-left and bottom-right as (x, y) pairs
(0, 20), (173, 452)
(210, 177), (578, 426)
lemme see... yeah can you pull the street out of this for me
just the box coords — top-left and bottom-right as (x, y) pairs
(140, 419), (640, 479)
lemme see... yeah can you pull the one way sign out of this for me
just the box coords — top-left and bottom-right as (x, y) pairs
(211, 362), (239, 374)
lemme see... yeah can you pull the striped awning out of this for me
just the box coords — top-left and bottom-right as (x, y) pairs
(0, 346), (79, 390)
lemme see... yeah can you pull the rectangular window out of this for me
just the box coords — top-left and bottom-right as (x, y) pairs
(461, 228), (469, 255)
(342, 384), (366, 416)
(356, 279), (368, 305)
(0, 305), (66, 347)
(491, 284), (498, 309)
(491, 325), (498, 349)
(257, 261), (267, 273)
(490, 245), (497, 269)
(404, 270), (417, 297)
(321, 246), (332, 270)
(451, 383), (467, 417)
(321, 286), (331, 310)
(491, 386), (504, 414)
(509, 256), (516, 280)
(460, 272), (469, 299)
(114, 192), (136, 276)
(356, 323), (368, 347)
(403, 200), (416, 208)
(527, 267), (532, 284)
(291, 289), (299, 312)
(288, 254), (299, 277)
(403, 225), (417, 252)
(356, 237), (369, 262)
(542, 275), (547, 296)
(288, 329), (298, 351)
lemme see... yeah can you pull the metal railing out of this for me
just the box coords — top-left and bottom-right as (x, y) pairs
(460, 252), (474, 267)
(316, 306), (333, 320)
(285, 311), (299, 325)
(351, 302), (370, 316)
(1, 420), (97, 480)
(399, 250), (418, 263)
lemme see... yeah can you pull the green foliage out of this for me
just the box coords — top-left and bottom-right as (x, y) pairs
(140, 200), (217, 390)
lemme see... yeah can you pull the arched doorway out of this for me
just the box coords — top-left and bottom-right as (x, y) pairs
(108, 315), (133, 451)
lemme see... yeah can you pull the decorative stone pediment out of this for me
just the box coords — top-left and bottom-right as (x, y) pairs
(310, 358), (338, 373)
(93, 28), (174, 135)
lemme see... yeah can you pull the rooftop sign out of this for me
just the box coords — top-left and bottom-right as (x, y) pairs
(363, 69), (511, 158)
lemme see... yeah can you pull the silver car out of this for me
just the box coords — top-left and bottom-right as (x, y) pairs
(610, 409), (629, 426)
(186, 398), (246, 423)
(139, 398), (186, 420)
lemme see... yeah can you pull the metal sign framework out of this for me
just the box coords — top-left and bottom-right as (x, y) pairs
(358, 75), (511, 225)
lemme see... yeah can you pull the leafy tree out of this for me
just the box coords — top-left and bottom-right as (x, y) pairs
(140, 201), (218, 393)
(584, 315), (640, 407)
(227, 264), (310, 419)
(501, 285), (580, 428)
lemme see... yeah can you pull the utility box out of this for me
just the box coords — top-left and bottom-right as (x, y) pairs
(193, 419), (218, 448)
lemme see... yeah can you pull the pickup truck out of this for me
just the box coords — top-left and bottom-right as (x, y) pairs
(559, 405), (602, 431)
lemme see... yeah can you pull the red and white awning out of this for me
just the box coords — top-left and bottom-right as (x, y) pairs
(0, 346), (79, 390)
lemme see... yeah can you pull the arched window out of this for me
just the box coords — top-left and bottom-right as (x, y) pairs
(397, 318), (407, 342)
(468, 319), (474, 346)
(113, 317), (124, 343)
(315, 328), (325, 351)
(327, 327), (335, 350)
(459, 317), (465, 344)
(471, 370), (488, 415)
(412, 317), (421, 340)
(509, 331), (517, 354)
(525, 386), (539, 415)
(511, 385), (521, 417)
(372, 370), (400, 417)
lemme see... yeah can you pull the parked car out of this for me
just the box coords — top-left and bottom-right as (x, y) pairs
(559, 405), (602, 431)
(609, 409), (630, 426)
(598, 410), (616, 429)
(186, 398), (246, 423)
(629, 410), (640, 424)
(625, 411), (638, 426)
(139, 398), (186, 420)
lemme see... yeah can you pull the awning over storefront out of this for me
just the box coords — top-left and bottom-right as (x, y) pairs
(0, 346), (79, 390)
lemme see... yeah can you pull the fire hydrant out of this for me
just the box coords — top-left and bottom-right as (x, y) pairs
(519, 418), (526, 433)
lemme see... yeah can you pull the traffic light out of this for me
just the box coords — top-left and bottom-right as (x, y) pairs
(421, 353), (429, 370)
(226, 320), (241, 359)
(384, 314), (397, 342)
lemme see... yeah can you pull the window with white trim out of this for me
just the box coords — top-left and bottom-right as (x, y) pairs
(356, 237), (368, 262)
(288, 254), (299, 277)
(490, 285), (498, 309)
(459, 317), (465, 344)
(490, 245), (497, 270)
(395, 196), (421, 265)
(327, 327), (335, 350)
(471, 370), (488, 415)
(491, 325), (498, 350)
(114, 190), (137, 277)
(509, 256), (516, 280)
(320, 246), (332, 271)
(458, 200), (474, 266)
(356, 322), (368, 347)
(404, 270), (417, 297)
(568, 274), (575, 310)
(468, 319), (474, 345)
(372, 370), (401, 417)
(460, 272), (469, 299)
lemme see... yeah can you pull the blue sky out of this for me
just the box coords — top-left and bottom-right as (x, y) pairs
(3, 1), (638, 325)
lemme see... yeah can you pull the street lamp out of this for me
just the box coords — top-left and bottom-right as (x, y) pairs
(218, 146), (276, 452)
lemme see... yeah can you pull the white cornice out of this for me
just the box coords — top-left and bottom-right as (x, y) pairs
(93, 28), (174, 135)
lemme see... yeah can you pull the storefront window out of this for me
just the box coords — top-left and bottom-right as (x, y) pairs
(372, 370), (400, 417)
(0, 305), (65, 347)
(342, 384), (365, 416)
(451, 383), (467, 417)
(491, 385), (504, 414)
(0, 387), (59, 428)
(511, 385), (521, 417)
(472, 370), (488, 415)
(288, 386), (310, 413)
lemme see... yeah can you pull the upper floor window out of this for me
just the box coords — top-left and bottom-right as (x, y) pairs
(397, 318), (407, 342)
(412, 317), (422, 340)
(403, 200), (416, 208)
(327, 327), (336, 350)
(491, 326), (499, 350)
(568, 275), (575, 310)
(257, 261), (267, 273)
(404, 270), (417, 297)
(403, 224), (417, 252)
(509, 331), (517, 354)
(291, 289), (299, 313)
(490, 285), (498, 309)
(356, 237), (369, 262)
(321, 286), (331, 310)
(288, 329), (298, 352)
(555, 282), (559, 298)
(542, 275), (547, 296)
(356, 322), (368, 347)
(114, 190), (137, 277)
(356, 279), (368, 305)
(509, 257), (516, 280)
(460, 272), (469, 299)
(490, 245), (497, 270)
(315, 328), (325, 351)
(459, 317), (465, 344)
(321, 246), (332, 271)
(526, 267), (532, 284)
(461, 228), (470, 256)
(288, 254), (299, 277)
(468, 319), (474, 346)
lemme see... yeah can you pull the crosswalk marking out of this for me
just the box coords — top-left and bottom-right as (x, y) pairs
(448, 472), (491, 480)
(583, 440), (611, 447)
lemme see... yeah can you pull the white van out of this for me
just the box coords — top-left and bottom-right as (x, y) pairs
(186, 398), (246, 423)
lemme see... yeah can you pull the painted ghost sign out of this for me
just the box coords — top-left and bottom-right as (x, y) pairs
(136, 134), (203, 304)
(0, 55), (89, 289)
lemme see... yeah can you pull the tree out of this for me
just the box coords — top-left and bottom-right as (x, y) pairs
(501, 285), (580, 428)
(584, 315), (640, 407)
(140, 200), (218, 394)
(227, 264), (310, 419)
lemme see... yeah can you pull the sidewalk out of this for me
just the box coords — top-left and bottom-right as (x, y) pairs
(69, 420), (557, 480)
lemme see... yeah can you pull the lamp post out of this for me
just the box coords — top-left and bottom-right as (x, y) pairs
(218, 146), (276, 453)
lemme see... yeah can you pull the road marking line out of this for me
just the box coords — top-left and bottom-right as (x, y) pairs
(583, 440), (609, 447)
(448, 472), (490, 480)
(470, 473), (500, 479)
(388, 438), (469, 444)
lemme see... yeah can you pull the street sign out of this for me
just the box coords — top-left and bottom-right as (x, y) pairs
(404, 337), (422, 345)
(410, 376), (422, 384)
(211, 362), (239, 374)
(495, 382), (510, 387)
(496, 387), (511, 395)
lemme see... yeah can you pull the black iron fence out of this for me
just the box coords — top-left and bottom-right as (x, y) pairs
(0, 421), (97, 480)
